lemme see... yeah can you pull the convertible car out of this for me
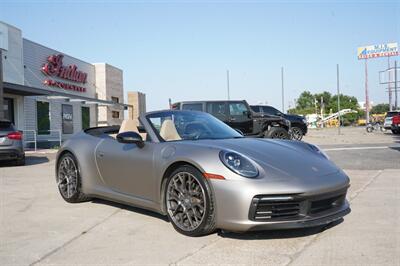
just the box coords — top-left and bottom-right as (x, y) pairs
(56, 110), (350, 236)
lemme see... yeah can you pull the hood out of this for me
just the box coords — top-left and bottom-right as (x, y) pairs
(284, 114), (304, 121)
(181, 138), (339, 179)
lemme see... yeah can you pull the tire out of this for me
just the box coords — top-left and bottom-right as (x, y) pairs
(15, 155), (25, 166)
(391, 129), (400, 134)
(291, 127), (304, 141)
(56, 153), (91, 203)
(264, 127), (290, 139)
(366, 126), (373, 133)
(165, 165), (216, 237)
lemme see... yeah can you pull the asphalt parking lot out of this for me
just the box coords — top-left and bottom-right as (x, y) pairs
(1, 127), (399, 266)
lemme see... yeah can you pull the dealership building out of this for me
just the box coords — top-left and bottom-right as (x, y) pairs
(0, 21), (138, 147)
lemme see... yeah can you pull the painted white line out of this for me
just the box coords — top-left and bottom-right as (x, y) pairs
(324, 146), (390, 151)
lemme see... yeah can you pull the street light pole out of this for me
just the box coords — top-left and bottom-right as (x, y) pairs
(337, 64), (341, 135)
(226, 70), (230, 100)
(281, 67), (284, 113)
(0, 49), (4, 120)
(395, 60), (398, 110)
(365, 59), (370, 124)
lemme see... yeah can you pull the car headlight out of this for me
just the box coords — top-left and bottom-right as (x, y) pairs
(307, 144), (329, 160)
(302, 118), (307, 124)
(219, 151), (259, 178)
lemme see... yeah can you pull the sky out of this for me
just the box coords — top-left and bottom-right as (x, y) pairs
(1, 0), (399, 111)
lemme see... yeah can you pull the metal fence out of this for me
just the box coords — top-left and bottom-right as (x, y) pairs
(23, 129), (62, 151)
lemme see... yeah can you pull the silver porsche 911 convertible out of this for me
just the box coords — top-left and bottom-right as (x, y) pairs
(56, 110), (350, 236)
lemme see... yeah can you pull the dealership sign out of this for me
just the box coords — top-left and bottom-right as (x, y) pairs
(42, 54), (87, 92)
(357, 43), (398, 60)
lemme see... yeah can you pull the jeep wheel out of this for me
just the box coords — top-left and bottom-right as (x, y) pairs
(291, 127), (304, 141)
(264, 127), (290, 139)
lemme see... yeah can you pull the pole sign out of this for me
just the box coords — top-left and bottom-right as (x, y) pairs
(357, 43), (398, 59)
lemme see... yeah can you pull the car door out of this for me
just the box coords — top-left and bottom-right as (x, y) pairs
(227, 102), (253, 134)
(95, 137), (156, 200)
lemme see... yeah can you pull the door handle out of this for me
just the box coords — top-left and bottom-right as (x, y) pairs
(97, 152), (104, 158)
(230, 117), (236, 121)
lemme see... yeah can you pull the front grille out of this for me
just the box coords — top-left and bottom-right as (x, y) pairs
(310, 194), (345, 214)
(255, 201), (300, 220)
(249, 189), (347, 222)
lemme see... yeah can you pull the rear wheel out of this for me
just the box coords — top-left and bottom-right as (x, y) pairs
(264, 127), (290, 139)
(291, 127), (304, 141)
(15, 155), (25, 166)
(56, 153), (90, 203)
(391, 129), (400, 134)
(165, 165), (216, 237)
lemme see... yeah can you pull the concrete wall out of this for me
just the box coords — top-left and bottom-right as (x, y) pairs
(127, 91), (146, 125)
(1, 22), (24, 85)
(94, 63), (124, 126)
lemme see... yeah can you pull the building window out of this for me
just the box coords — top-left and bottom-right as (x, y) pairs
(37, 101), (50, 135)
(111, 97), (119, 103)
(81, 107), (90, 130)
(62, 104), (74, 134)
(112, 111), (120, 119)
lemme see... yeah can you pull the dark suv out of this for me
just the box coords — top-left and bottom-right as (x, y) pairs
(251, 105), (307, 140)
(172, 100), (291, 139)
(0, 120), (25, 166)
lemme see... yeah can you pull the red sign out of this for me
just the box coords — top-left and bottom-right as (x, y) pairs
(42, 54), (87, 93)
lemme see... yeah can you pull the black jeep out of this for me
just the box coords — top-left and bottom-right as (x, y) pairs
(171, 100), (291, 139)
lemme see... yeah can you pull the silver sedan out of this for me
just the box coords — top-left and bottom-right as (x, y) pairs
(55, 110), (350, 236)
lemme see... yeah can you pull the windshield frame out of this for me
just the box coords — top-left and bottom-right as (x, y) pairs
(145, 110), (243, 142)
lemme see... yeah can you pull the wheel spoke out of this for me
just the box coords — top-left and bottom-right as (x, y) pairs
(166, 171), (206, 232)
(57, 157), (78, 199)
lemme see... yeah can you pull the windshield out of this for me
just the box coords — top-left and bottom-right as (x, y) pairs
(146, 111), (243, 142)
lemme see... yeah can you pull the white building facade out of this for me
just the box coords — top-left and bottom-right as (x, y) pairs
(1, 22), (127, 147)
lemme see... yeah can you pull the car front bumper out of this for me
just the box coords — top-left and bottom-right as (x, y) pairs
(210, 177), (350, 232)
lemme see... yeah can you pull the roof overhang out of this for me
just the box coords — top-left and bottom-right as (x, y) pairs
(3, 82), (131, 109)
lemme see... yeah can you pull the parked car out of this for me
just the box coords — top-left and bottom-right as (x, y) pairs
(56, 110), (350, 236)
(171, 100), (291, 139)
(0, 120), (25, 166)
(391, 114), (400, 134)
(250, 105), (307, 140)
(383, 111), (400, 132)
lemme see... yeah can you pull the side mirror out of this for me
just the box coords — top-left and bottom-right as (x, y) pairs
(116, 131), (145, 148)
(235, 128), (244, 135)
(243, 110), (252, 118)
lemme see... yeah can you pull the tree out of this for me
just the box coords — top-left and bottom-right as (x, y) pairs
(296, 91), (315, 109)
(370, 103), (390, 114)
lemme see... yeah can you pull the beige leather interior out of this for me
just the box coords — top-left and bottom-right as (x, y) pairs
(159, 119), (181, 141)
(119, 119), (139, 134)
(118, 119), (147, 139)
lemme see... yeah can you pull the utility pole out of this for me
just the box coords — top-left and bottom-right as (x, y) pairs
(337, 64), (341, 135)
(395, 60), (398, 110)
(226, 70), (230, 100)
(388, 57), (392, 111)
(281, 67), (284, 113)
(365, 59), (370, 124)
(0, 49), (4, 120)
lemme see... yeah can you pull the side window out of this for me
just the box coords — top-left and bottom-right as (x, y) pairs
(229, 103), (248, 116)
(262, 106), (276, 115)
(182, 103), (203, 111)
(206, 102), (227, 119)
(250, 106), (259, 112)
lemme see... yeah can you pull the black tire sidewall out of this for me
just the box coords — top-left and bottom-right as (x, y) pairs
(265, 127), (289, 139)
(57, 153), (82, 203)
(164, 165), (215, 237)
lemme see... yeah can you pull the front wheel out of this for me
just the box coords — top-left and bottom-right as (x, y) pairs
(291, 127), (304, 141)
(56, 153), (91, 203)
(264, 127), (290, 139)
(165, 165), (216, 237)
